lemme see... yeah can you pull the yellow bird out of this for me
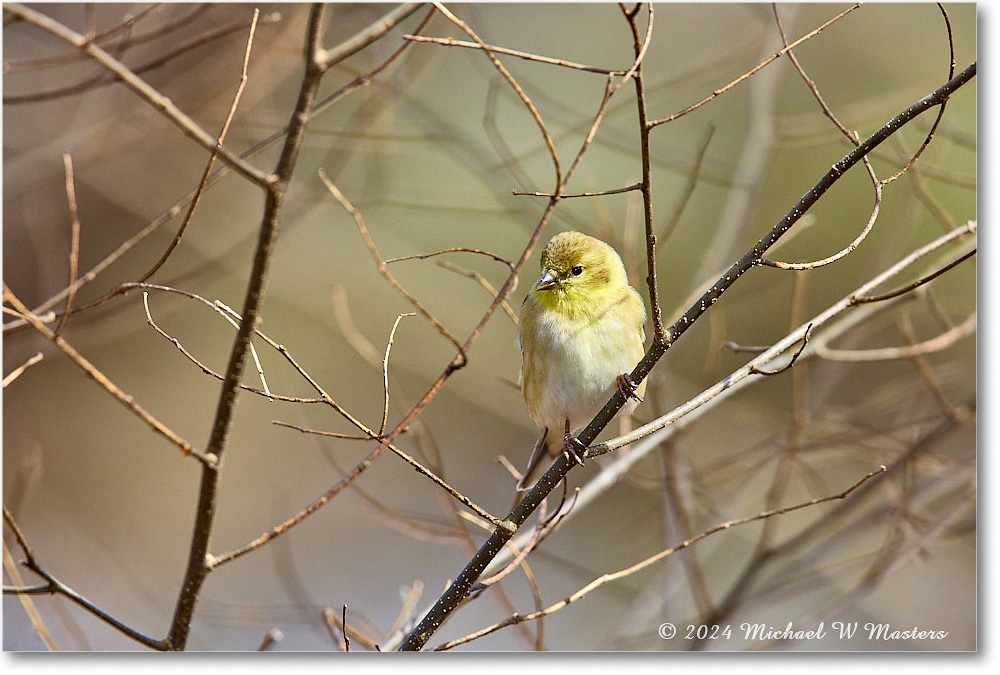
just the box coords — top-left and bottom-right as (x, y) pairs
(517, 231), (647, 491)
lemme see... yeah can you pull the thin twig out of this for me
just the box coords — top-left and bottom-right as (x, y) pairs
(136, 8), (261, 287)
(432, 466), (887, 650)
(271, 421), (371, 440)
(436, 261), (519, 325)
(403, 34), (627, 75)
(647, 4), (862, 128)
(853, 246), (976, 304)
(759, 152), (882, 269)
(214, 300), (271, 399)
(750, 323), (813, 375)
(773, 3), (855, 143)
(433, 2), (562, 188)
(881, 3), (955, 185)
(381, 312), (415, 435)
(318, 169), (467, 358)
(3, 507), (167, 650)
(513, 183), (642, 199)
(140, 288), (323, 403)
(55, 153), (81, 335)
(384, 247), (515, 274)
(3, 4), (273, 188)
(2, 539), (59, 650)
(2, 352), (43, 388)
(3, 284), (215, 467)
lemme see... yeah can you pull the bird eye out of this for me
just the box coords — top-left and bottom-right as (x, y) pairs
(571, 265), (584, 276)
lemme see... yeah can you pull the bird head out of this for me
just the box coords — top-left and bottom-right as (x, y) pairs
(531, 231), (630, 314)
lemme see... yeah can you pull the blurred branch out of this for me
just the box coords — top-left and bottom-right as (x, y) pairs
(4, 10), (281, 103)
(815, 311), (975, 362)
(433, 2), (562, 187)
(647, 3), (862, 127)
(399, 58), (976, 651)
(3, 4), (274, 189)
(3, 283), (215, 467)
(3, 4), (203, 73)
(319, 168), (467, 357)
(3, 507), (166, 650)
(2, 6), (437, 335)
(54, 153), (81, 335)
(433, 465), (886, 650)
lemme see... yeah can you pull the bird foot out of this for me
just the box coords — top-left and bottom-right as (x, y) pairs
(562, 432), (587, 467)
(617, 373), (643, 402)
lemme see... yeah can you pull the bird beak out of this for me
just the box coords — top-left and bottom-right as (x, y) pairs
(534, 271), (558, 291)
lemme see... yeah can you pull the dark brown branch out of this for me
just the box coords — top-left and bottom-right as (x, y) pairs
(853, 246), (976, 305)
(162, 3), (330, 651)
(513, 183), (642, 198)
(750, 324), (813, 376)
(398, 58), (977, 652)
(3, 507), (168, 650)
(431, 466), (887, 650)
(882, 3), (955, 185)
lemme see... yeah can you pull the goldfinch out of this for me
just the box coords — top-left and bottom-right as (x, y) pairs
(517, 231), (647, 491)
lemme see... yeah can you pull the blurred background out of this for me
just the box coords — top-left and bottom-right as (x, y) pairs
(3, 3), (976, 651)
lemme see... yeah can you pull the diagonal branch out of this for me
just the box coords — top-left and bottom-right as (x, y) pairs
(398, 59), (977, 652)
(3, 283), (215, 468)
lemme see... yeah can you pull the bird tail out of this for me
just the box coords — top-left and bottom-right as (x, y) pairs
(515, 427), (553, 491)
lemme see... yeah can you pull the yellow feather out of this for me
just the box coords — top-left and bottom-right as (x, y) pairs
(517, 231), (646, 489)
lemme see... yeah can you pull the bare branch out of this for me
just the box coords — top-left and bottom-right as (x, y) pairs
(319, 168), (467, 358)
(3, 4), (274, 189)
(3, 283), (216, 468)
(759, 153), (882, 270)
(647, 4), (862, 128)
(2, 352), (43, 388)
(433, 2), (562, 188)
(815, 312), (975, 362)
(381, 312), (415, 436)
(403, 34), (627, 74)
(54, 153), (81, 335)
(432, 466), (887, 650)
(135, 8), (261, 287)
